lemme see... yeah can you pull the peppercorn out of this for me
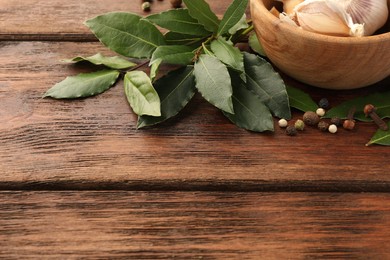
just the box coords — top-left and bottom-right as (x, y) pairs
(141, 2), (151, 11)
(303, 111), (320, 126)
(170, 0), (182, 8)
(278, 118), (288, 128)
(317, 120), (329, 132)
(286, 125), (297, 136)
(328, 124), (338, 134)
(294, 119), (305, 131)
(343, 119), (355, 130)
(330, 116), (342, 126)
(318, 98), (329, 109)
(316, 108), (326, 117)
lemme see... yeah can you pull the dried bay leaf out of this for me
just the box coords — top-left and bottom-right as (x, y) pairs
(138, 66), (196, 128)
(146, 9), (210, 36)
(124, 71), (161, 117)
(210, 37), (245, 81)
(366, 121), (390, 146)
(62, 53), (136, 70)
(286, 85), (318, 113)
(183, 0), (220, 33)
(194, 54), (234, 114)
(150, 45), (194, 66)
(85, 12), (165, 59)
(164, 32), (205, 47)
(243, 53), (291, 119)
(224, 71), (274, 132)
(44, 70), (120, 99)
(217, 0), (249, 36)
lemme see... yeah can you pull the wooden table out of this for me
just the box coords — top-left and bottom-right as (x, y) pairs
(1, 0), (390, 258)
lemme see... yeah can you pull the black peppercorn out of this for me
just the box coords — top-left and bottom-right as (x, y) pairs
(303, 111), (320, 126)
(330, 116), (342, 126)
(318, 98), (329, 109)
(170, 0), (182, 8)
(286, 125), (297, 136)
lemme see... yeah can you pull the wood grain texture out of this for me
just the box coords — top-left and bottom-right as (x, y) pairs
(1, 191), (390, 259)
(1, 41), (390, 191)
(0, 0), (233, 41)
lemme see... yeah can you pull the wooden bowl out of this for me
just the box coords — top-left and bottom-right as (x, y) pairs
(250, 0), (390, 89)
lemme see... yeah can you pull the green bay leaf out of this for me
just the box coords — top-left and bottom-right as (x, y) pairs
(164, 32), (205, 47)
(43, 70), (120, 99)
(224, 71), (274, 132)
(210, 37), (244, 80)
(150, 59), (162, 82)
(228, 14), (249, 35)
(62, 53), (136, 69)
(218, 0), (248, 36)
(325, 91), (390, 122)
(243, 52), (291, 119)
(366, 121), (390, 146)
(194, 54), (234, 114)
(248, 34), (266, 57)
(183, 0), (220, 33)
(146, 9), (210, 36)
(286, 85), (318, 113)
(150, 45), (194, 65)
(85, 12), (165, 59)
(124, 71), (161, 117)
(138, 66), (196, 128)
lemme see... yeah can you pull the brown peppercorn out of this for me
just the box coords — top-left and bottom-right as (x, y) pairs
(303, 111), (320, 126)
(286, 125), (297, 136)
(343, 119), (355, 130)
(317, 120), (329, 132)
(170, 0), (182, 8)
(330, 116), (342, 126)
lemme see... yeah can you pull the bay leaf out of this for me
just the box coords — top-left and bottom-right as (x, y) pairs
(210, 37), (245, 80)
(366, 121), (390, 146)
(43, 70), (120, 99)
(243, 53), (291, 119)
(150, 45), (194, 65)
(164, 32), (205, 47)
(183, 0), (220, 33)
(138, 66), (196, 128)
(150, 59), (162, 82)
(62, 53), (136, 69)
(248, 34), (266, 57)
(228, 14), (249, 35)
(194, 54), (234, 114)
(124, 71), (161, 117)
(223, 71), (274, 132)
(85, 12), (165, 59)
(286, 85), (318, 113)
(218, 0), (249, 36)
(146, 9), (210, 36)
(325, 91), (390, 122)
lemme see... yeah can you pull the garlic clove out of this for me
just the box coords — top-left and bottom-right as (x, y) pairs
(339, 0), (389, 36)
(293, 0), (365, 37)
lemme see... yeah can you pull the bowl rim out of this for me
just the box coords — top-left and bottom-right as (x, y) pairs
(253, 0), (390, 44)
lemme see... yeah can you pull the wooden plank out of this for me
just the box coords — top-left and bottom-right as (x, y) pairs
(0, 0), (234, 41)
(0, 41), (390, 191)
(1, 191), (390, 258)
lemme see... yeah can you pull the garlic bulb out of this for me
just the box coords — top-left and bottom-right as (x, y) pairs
(277, 0), (389, 36)
(293, 0), (365, 37)
(339, 0), (389, 36)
